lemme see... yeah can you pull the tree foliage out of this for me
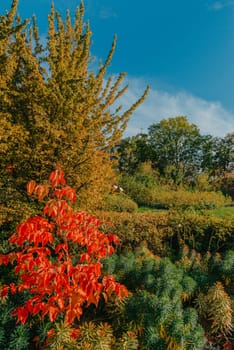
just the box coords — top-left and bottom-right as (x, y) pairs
(201, 133), (234, 176)
(148, 116), (202, 182)
(0, 0), (149, 233)
(118, 117), (234, 191)
(118, 133), (151, 174)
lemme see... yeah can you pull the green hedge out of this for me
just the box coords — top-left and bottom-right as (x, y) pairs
(119, 175), (231, 209)
(101, 194), (138, 213)
(169, 211), (234, 252)
(97, 211), (173, 256)
(97, 211), (234, 255)
(150, 189), (230, 210)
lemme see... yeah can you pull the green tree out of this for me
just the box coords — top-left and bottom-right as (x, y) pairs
(200, 133), (234, 176)
(200, 133), (234, 197)
(199, 134), (216, 173)
(0, 0), (148, 234)
(148, 116), (202, 183)
(213, 133), (234, 174)
(118, 133), (151, 174)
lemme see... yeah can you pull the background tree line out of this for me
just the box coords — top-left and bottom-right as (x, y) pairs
(117, 116), (234, 196)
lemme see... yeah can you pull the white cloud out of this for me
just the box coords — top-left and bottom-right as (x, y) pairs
(99, 8), (117, 20)
(117, 77), (234, 138)
(85, 1), (117, 20)
(209, 1), (225, 10)
(208, 0), (234, 11)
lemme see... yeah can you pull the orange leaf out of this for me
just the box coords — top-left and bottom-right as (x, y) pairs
(86, 293), (100, 307)
(34, 185), (49, 201)
(27, 180), (36, 195)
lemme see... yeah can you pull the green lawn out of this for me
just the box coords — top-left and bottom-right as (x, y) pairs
(137, 206), (167, 213)
(207, 205), (234, 218)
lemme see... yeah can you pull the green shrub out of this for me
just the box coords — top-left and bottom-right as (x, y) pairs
(103, 249), (205, 350)
(97, 211), (173, 255)
(177, 246), (234, 345)
(169, 211), (234, 252)
(104, 246), (234, 349)
(102, 194), (138, 213)
(45, 321), (139, 350)
(97, 210), (234, 255)
(119, 175), (156, 207)
(152, 188), (230, 210)
(119, 174), (231, 210)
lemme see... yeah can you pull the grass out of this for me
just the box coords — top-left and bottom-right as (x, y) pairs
(207, 205), (234, 218)
(137, 206), (167, 213)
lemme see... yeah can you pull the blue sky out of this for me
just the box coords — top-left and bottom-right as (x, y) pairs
(1, 0), (234, 137)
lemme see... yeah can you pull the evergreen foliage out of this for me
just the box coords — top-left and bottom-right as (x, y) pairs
(196, 282), (233, 337)
(8, 324), (30, 350)
(178, 246), (234, 345)
(0, 290), (30, 349)
(103, 247), (206, 349)
(103, 244), (234, 349)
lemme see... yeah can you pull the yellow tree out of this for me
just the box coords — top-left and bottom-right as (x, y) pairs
(0, 0), (148, 234)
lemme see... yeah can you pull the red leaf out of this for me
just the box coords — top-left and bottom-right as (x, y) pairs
(10, 283), (17, 294)
(62, 186), (77, 203)
(108, 233), (120, 245)
(70, 328), (80, 339)
(32, 303), (42, 315)
(0, 254), (9, 265)
(80, 253), (91, 263)
(49, 167), (66, 188)
(49, 306), (58, 322)
(57, 298), (65, 310)
(12, 306), (29, 324)
(0, 285), (9, 297)
(3, 168), (128, 326)
(224, 342), (232, 350)
(55, 243), (68, 254)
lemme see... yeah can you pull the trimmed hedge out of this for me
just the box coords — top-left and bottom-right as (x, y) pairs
(96, 211), (173, 255)
(150, 189), (230, 210)
(96, 210), (234, 255)
(101, 194), (138, 213)
(169, 211), (234, 252)
(119, 175), (231, 209)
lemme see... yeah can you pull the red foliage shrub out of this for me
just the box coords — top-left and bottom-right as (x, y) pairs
(0, 168), (128, 325)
